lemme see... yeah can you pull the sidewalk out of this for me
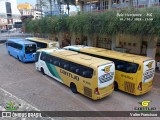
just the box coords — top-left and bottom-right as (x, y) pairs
(0, 88), (53, 120)
(153, 71), (160, 88)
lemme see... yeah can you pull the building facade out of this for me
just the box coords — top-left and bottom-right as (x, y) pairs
(43, 0), (65, 16)
(77, 0), (160, 12)
(17, 3), (44, 20)
(0, 0), (21, 29)
(58, 0), (160, 59)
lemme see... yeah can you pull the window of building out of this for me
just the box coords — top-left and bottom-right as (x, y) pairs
(133, 43), (136, 47)
(128, 43), (131, 46)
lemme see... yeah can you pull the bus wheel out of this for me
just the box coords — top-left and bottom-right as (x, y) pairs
(41, 68), (45, 75)
(70, 83), (77, 93)
(114, 82), (119, 91)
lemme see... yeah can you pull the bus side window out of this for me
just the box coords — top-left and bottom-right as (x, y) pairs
(70, 66), (77, 72)
(37, 42), (40, 48)
(45, 54), (51, 63)
(75, 68), (80, 74)
(54, 61), (60, 66)
(41, 43), (47, 48)
(115, 60), (126, 71)
(117, 65), (125, 71)
(82, 71), (92, 78)
(40, 52), (46, 61)
(64, 64), (69, 70)
(49, 58), (53, 64)
(17, 44), (22, 50)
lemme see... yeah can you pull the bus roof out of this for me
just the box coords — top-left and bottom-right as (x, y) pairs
(26, 37), (57, 44)
(37, 48), (59, 52)
(7, 38), (36, 45)
(64, 45), (153, 63)
(41, 49), (113, 67)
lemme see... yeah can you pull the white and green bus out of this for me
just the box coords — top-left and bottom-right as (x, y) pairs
(35, 48), (115, 100)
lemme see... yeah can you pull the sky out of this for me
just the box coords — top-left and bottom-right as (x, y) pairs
(17, 0), (36, 5)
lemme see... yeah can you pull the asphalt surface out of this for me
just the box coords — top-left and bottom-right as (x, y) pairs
(0, 44), (159, 120)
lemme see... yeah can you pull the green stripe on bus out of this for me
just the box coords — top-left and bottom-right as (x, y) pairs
(46, 62), (62, 81)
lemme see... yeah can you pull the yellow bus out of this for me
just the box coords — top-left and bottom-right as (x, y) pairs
(26, 37), (59, 49)
(35, 48), (115, 100)
(64, 45), (156, 95)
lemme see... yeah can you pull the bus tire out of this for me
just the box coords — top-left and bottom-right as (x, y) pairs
(70, 83), (77, 93)
(41, 68), (45, 75)
(114, 82), (119, 91)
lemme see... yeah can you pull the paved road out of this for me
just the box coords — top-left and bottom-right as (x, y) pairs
(0, 44), (159, 120)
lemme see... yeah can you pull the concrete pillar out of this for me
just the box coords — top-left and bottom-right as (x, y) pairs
(108, 0), (112, 10)
(93, 34), (97, 47)
(58, 32), (64, 48)
(87, 34), (97, 46)
(116, 34), (120, 47)
(71, 33), (76, 45)
(87, 34), (93, 46)
(111, 35), (116, 50)
(147, 36), (158, 59)
(79, 2), (84, 12)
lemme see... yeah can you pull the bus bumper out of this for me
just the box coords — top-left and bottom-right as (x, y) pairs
(92, 86), (114, 100)
(135, 80), (153, 95)
(23, 58), (35, 63)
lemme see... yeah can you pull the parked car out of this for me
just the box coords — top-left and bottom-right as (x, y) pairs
(0, 29), (8, 33)
(9, 28), (16, 32)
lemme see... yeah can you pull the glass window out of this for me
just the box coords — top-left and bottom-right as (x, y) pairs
(25, 44), (36, 54)
(17, 44), (22, 50)
(35, 52), (40, 62)
(82, 70), (93, 78)
(115, 60), (126, 71)
(126, 63), (139, 73)
(45, 54), (51, 63)
(70, 66), (77, 72)
(60, 60), (70, 70)
(40, 52), (46, 61)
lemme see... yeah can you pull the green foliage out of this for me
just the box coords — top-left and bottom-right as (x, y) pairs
(25, 8), (160, 36)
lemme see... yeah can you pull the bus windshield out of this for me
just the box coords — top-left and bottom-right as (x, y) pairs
(25, 44), (36, 54)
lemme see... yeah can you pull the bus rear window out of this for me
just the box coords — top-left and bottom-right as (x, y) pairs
(25, 44), (36, 54)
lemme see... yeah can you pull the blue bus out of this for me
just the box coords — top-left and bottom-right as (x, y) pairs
(6, 38), (37, 62)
